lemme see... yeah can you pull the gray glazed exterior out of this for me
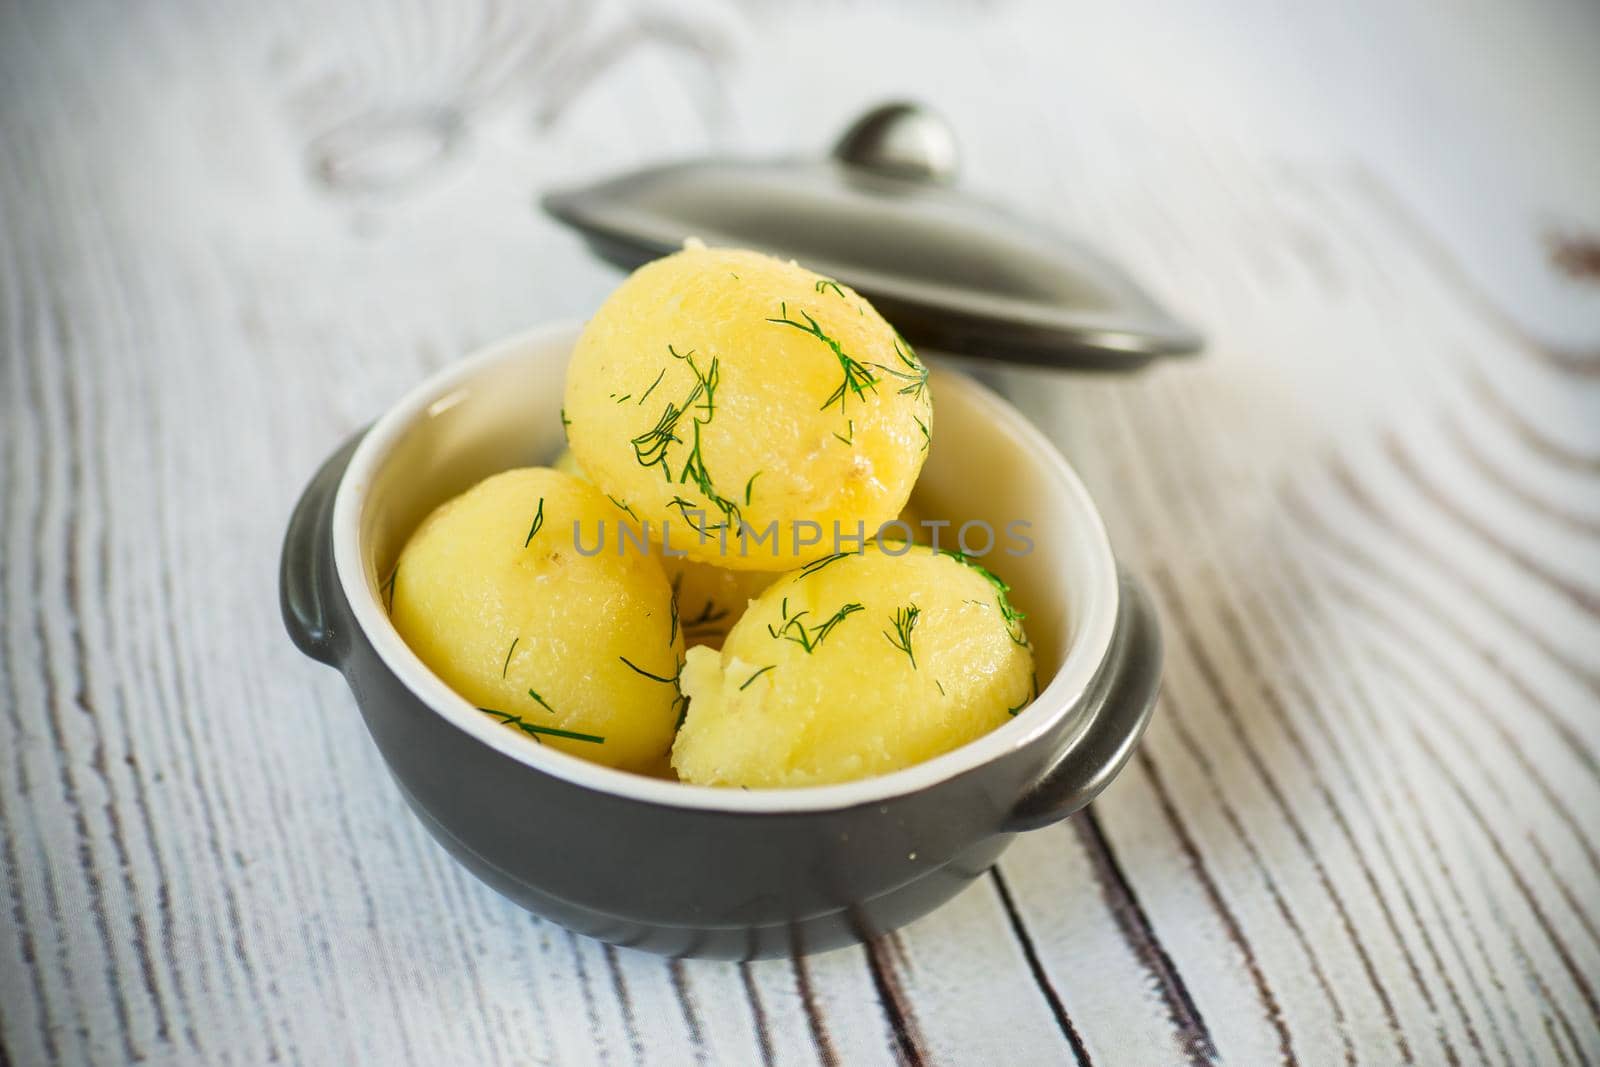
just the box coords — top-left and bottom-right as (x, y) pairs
(280, 433), (1162, 959)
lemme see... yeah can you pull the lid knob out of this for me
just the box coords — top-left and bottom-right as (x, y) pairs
(831, 102), (959, 184)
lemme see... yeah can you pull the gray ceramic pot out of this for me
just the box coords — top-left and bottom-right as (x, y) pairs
(279, 324), (1161, 958)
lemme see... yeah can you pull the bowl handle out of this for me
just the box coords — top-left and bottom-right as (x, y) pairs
(1005, 568), (1163, 832)
(280, 432), (364, 668)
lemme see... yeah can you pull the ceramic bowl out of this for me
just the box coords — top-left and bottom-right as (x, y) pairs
(280, 322), (1161, 958)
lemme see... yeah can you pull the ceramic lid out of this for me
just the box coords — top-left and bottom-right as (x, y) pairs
(542, 103), (1201, 371)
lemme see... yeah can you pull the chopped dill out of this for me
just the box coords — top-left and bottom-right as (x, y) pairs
(632, 346), (713, 475)
(767, 598), (863, 653)
(619, 656), (678, 685)
(620, 655), (689, 729)
(814, 278), (847, 298)
(560, 407), (572, 428)
(632, 399), (689, 475)
(1007, 673), (1038, 716)
(607, 494), (638, 520)
(632, 346), (743, 533)
(669, 344), (713, 411)
(480, 707), (604, 744)
(766, 303), (878, 414)
(637, 367), (666, 406)
(668, 594), (680, 645)
(670, 496), (723, 535)
(501, 637), (519, 679)
(678, 417), (741, 530)
(744, 471), (761, 506)
(869, 333), (929, 403)
(935, 679), (946, 696)
(740, 664), (776, 690)
(832, 419), (854, 446)
(612, 392), (632, 404)
(913, 414), (929, 451)
(523, 497), (545, 547)
(941, 550), (1028, 646)
(797, 552), (849, 580)
(883, 604), (920, 669)
(729, 272), (740, 280)
(526, 687), (558, 715)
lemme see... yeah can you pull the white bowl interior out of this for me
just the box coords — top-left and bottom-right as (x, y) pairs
(334, 322), (1118, 812)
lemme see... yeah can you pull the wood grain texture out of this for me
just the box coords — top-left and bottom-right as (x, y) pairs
(2, 0), (1597, 1063)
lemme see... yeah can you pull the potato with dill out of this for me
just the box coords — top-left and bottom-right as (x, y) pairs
(550, 447), (776, 648)
(672, 544), (1035, 788)
(563, 244), (932, 571)
(387, 467), (684, 773)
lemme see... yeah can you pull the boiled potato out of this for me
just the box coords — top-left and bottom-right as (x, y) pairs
(672, 543), (1035, 787)
(564, 244), (932, 571)
(388, 467), (683, 772)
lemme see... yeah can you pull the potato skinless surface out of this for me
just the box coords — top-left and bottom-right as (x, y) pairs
(389, 467), (684, 772)
(564, 245), (932, 570)
(673, 543), (1035, 788)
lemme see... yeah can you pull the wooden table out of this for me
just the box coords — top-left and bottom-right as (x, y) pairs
(3, 1), (1597, 1063)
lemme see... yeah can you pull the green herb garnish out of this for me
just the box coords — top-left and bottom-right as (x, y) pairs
(913, 415), (929, 452)
(797, 552), (850, 580)
(740, 665), (776, 690)
(678, 417), (741, 530)
(767, 597), (863, 653)
(766, 303), (878, 414)
(633, 399), (690, 475)
(480, 707), (604, 744)
(619, 656), (678, 684)
(941, 549), (1028, 645)
(620, 655), (690, 731)
(883, 605), (920, 669)
(501, 637), (519, 679)
(1007, 673), (1038, 716)
(607, 494), (638, 520)
(637, 368), (666, 406)
(632, 346), (743, 534)
(744, 471), (761, 505)
(814, 278), (846, 298)
(832, 419), (854, 446)
(669, 496), (723, 535)
(523, 497), (545, 547)
(870, 334), (929, 403)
